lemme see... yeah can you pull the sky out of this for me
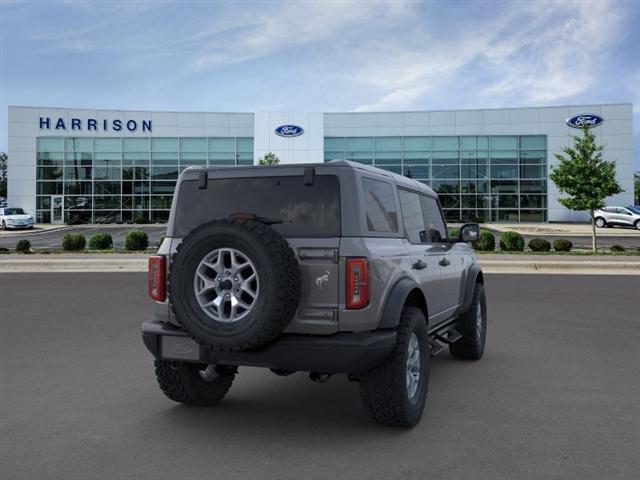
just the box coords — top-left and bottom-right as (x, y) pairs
(1, 0), (639, 168)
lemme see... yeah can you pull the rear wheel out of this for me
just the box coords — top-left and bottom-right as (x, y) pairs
(635, 220), (640, 230)
(595, 217), (606, 228)
(154, 360), (236, 406)
(359, 307), (429, 427)
(450, 283), (487, 360)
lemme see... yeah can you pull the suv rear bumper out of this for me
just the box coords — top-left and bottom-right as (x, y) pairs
(141, 320), (397, 374)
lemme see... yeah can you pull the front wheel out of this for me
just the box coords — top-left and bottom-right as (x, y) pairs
(450, 283), (487, 360)
(635, 220), (640, 230)
(154, 360), (236, 406)
(1, 221), (5, 231)
(359, 307), (429, 427)
(595, 217), (606, 228)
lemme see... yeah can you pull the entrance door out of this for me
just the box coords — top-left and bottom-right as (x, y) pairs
(51, 195), (64, 224)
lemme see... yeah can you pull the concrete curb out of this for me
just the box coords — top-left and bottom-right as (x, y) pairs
(1, 256), (639, 274)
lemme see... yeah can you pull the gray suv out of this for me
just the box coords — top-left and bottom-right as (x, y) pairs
(142, 160), (487, 427)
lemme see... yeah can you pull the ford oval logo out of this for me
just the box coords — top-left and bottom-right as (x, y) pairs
(566, 114), (603, 129)
(275, 125), (304, 137)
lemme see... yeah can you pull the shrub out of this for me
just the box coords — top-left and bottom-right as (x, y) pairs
(553, 239), (573, 252)
(157, 235), (166, 247)
(528, 238), (551, 252)
(610, 244), (625, 252)
(134, 216), (149, 224)
(472, 229), (495, 251)
(88, 233), (113, 250)
(0, 247), (10, 254)
(15, 239), (31, 253)
(448, 228), (459, 239)
(62, 233), (86, 251)
(499, 231), (525, 252)
(125, 230), (148, 251)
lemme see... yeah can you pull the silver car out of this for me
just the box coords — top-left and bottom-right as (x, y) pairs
(594, 206), (640, 230)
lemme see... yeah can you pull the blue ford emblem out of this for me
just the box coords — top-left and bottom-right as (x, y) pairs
(566, 114), (603, 129)
(275, 125), (304, 137)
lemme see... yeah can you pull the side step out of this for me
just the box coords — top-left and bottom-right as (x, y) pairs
(429, 326), (462, 357)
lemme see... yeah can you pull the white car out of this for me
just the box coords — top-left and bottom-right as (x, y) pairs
(0, 207), (35, 230)
(594, 206), (640, 230)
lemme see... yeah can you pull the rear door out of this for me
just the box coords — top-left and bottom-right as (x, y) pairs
(420, 195), (462, 321)
(397, 188), (443, 320)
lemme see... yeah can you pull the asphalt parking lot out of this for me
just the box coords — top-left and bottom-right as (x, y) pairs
(1, 273), (640, 479)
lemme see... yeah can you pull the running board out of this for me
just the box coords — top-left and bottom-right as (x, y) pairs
(429, 324), (462, 357)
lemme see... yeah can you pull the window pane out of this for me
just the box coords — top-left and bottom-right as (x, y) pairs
(490, 136), (518, 150)
(38, 137), (64, 151)
(324, 137), (345, 152)
(151, 195), (173, 209)
(65, 181), (92, 195)
(420, 195), (447, 243)
(520, 164), (546, 179)
(180, 138), (207, 152)
(375, 137), (401, 151)
(361, 177), (398, 233)
(151, 181), (176, 194)
(123, 138), (150, 152)
(236, 137), (253, 153)
(432, 136), (459, 151)
(490, 151), (518, 164)
(37, 166), (63, 180)
(64, 166), (92, 180)
(375, 151), (401, 163)
(347, 137), (373, 151)
(520, 151), (546, 164)
(94, 182), (120, 195)
(65, 138), (93, 151)
(403, 137), (430, 151)
(347, 152), (373, 164)
(491, 165), (518, 179)
(399, 189), (426, 243)
(37, 152), (64, 165)
(520, 195), (546, 208)
(151, 166), (179, 180)
(403, 151), (430, 163)
(152, 138), (179, 151)
(432, 165), (459, 179)
(93, 166), (120, 180)
(94, 138), (121, 152)
(209, 153), (236, 165)
(37, 182), (63, 195)
(497, 210), (519, 221)
(491, 180), (518, 193)
(404, 165), (429, 178)
(209, 138), (235, 153)
(377, 165), (402, 175)
(520, 210), (546, 222)
(460, 136), (476, 150)
(93, 196), (121, 209)
(520, 135), (546, 149)
(432, 179), (460, 194)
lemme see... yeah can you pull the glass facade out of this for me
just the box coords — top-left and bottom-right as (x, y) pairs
(36, 137), (254, 224)
(324, 135), (547, 222)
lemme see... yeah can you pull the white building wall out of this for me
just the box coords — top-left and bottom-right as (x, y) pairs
(254, 112), (324, 164)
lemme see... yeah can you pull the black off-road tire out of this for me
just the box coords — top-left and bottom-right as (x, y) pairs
(169, 219), (301, 352)
(449, 283), (487, 360)
(359, 307), (429, 427)
(154, 360), (236, 406)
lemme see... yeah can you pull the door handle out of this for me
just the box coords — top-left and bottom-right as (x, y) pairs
(412, 260), (427, 270)
(439, 257), (451, 267)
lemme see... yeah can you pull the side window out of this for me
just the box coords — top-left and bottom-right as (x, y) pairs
(361, 177), (399, 233)
(398, 189), (426, 243)
(420, 195), (448, 243)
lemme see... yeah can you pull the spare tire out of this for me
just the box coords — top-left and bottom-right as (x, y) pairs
(169, 219), (301, 352)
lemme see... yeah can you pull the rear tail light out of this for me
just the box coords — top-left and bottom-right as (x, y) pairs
(346, 258), (369, 309)
(148, 256), (166, 301)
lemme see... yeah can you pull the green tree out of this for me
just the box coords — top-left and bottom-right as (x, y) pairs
(634, 171), (640, 205)
(0, 152), (7, 198)
(549, 127), (623, 252)
(258, 152), (280, 165)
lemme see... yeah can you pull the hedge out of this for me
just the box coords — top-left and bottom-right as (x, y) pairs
(125, 230), (149, 251)
(528, 238), (551, 252)
(88, 233), (113, 250)
(499, 231), (525, 252)
(553, 239), (573, 252)
(610, 245), (625, 252)
(472, 229), (495, 251)
(62, 233), (86, 251)
(15, 239), (31, 253)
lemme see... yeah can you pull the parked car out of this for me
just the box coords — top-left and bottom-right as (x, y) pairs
(142, 160), (487, 427)
(594, 206), (640, 230)
(0, 207), (34, 230)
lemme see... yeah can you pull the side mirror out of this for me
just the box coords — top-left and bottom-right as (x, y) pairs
(459, 223), (480, 242)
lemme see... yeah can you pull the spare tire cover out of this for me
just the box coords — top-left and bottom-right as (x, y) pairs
(169, 219), (301, 351)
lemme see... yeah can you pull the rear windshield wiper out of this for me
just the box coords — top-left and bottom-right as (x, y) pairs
(228, 213), (289, 225)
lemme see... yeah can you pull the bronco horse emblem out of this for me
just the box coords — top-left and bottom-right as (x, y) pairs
(315, 271), (330, 289)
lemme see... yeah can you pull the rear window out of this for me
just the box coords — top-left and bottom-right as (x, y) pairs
(173, 175), (341, 237)
(361, 177), (399, 233)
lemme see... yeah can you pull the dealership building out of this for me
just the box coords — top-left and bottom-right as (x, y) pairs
(6, 103), (634, 224)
